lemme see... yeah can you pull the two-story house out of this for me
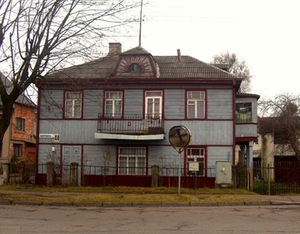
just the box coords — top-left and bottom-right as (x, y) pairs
(35, 43), (259, 187)
(0, 73), (37, 166)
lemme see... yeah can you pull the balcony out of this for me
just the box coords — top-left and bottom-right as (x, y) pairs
(95, 114), (165, 140)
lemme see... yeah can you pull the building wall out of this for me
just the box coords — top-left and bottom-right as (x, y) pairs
(38, 86), (235, 177)
(1, 102), (36, 163)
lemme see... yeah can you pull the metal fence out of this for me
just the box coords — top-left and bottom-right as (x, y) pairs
(253, 163), (300, 195)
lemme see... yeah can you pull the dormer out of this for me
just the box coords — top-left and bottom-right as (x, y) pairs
(112, 46), (160, 78)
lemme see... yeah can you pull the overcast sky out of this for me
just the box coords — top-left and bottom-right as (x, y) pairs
(118, 0), (300, 99)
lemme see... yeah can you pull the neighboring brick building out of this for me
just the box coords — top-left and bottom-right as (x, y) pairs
(0, 73), (37, 165)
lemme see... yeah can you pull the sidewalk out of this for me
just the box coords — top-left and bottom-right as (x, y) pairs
(0, 188), (299, 207)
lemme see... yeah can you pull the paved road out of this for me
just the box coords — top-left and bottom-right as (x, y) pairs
(0, 204), (299, 233)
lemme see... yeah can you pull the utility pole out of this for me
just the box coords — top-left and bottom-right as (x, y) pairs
(138, 0), (143, 47)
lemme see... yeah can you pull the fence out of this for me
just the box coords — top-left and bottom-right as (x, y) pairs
(253, 162), (300, 195)
(34, 164), (216, 188)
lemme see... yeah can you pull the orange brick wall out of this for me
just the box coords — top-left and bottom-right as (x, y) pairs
(9, 102), (36, 162)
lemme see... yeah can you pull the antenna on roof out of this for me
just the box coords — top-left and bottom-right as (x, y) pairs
(138, 0), (143, 47)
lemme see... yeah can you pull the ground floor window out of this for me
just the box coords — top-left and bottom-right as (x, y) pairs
(13, 144), (23, 158)
(118, 147), (146, 175)
(186, 147), (205, 176)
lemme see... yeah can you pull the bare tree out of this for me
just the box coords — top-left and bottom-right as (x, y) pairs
(259, 93), (300, 161)
(211, 52), (252, 93)
(0, 0), (140, 157)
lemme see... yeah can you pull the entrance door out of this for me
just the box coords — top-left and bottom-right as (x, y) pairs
(62, 145), (82, 185)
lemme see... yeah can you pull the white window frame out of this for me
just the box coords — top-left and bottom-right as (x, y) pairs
(105, 91), (123, 118)
(145, 91), (162, 119)
(186, 147), (205, 176)
(187, 91), (205, 119)
(65, 91), (82, 118)
(118, 147), (146, 175)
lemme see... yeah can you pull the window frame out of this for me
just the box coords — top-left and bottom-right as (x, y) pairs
(117, 146), (147, 175)
(16, 117), (25, 131)
(185, 147), (206, 176)
(186, 90), (206, 119)
(64, 91), (83, 119)
(236, 102), (253, 123)
(104, 91), (123, 118)
(13, 143), (23, 157)
(145, 90), (162, 119)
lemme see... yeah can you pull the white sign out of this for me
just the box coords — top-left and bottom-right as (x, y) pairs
(188, 162), (199, 172)
(39, 134), (59, 141)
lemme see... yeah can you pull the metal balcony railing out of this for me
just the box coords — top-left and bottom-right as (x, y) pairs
(97, 113), (164, 135)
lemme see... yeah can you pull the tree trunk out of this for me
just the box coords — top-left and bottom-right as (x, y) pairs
(0, 98), (16, 159)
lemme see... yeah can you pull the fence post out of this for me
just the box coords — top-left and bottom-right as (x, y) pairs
(70, 162), (78, 186)
(46, 162), (54, 186)
(268, 163), (271, 195)
(151, 165), (159, 187)
(2, 162), (10, 184)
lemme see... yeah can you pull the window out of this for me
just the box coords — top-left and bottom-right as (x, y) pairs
(118, 147), (146, 175)
(187, 91), (205, 119)
(129, 63), (141, 73)
(16, 118), (25, 131)
(145, 91), (162, 119)
(65, 91), (82, 118)
(13, 144), (23, 157)
(105, 91), (123, 118)
(236, 102), (252, 122)
(186, 148), (205, 176)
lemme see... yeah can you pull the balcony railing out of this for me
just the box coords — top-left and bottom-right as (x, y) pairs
(97, 114), (164, 135)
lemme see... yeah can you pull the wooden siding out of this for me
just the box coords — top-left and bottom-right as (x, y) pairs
(83, 90), (103, 119)
(236, 124), (257, 138)
(207, 89), (232, 119)
(40, 90), (63, 119)
(164, 121), (233, 145)
(164, 89), (185, 119)
(207, 146), (233, 176)
(39, 120), (98, 144)
(124, 90), (143, 116)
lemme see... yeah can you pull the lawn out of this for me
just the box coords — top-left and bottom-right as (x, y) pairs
(0, 184), (264, 204)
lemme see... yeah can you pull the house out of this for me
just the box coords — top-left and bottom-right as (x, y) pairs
(35, 43), (259, 187)
(0, 73), (37, 167)
(255, 117), (300, 184)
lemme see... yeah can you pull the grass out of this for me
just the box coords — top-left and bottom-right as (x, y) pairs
(0, 184), (262, 204)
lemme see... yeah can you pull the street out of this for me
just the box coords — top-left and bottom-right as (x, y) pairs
(0, 204), (299, 233)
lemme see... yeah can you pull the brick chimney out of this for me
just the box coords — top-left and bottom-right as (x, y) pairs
(108, 42), (122, 56)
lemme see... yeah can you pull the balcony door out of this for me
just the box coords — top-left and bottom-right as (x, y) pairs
(145, 91), (162, 119)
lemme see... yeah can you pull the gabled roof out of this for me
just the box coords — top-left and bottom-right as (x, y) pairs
(0, 72), (36, 108)
(44, 45), (242, 83)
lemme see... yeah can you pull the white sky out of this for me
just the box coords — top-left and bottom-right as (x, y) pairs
(119, 0), (300, 99)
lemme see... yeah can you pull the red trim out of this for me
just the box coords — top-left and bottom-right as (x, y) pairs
(63, 90), (83, 120)
(236, 137), (257, 143)
(185, 89), (207, 120)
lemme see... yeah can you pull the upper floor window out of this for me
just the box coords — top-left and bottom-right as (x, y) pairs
(236, 102), (252, 123)
(128, 63), (141, 73)
(145, 91), (162, 119)
(16, 117), (25, 131)
(105, 91), (123, 118)
(187, 91), (205, 119)
(65, 91), (82, 119)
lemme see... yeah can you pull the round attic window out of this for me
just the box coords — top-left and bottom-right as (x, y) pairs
(128, 63), (141, 73)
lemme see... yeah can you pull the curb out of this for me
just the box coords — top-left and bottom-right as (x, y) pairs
(1, 200), (298, 207)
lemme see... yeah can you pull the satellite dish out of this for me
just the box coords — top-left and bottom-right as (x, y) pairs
(169, 125), (191, 153)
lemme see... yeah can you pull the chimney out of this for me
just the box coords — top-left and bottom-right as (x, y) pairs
(177, 49), (181, 63)
(108, 42), (122, 56)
